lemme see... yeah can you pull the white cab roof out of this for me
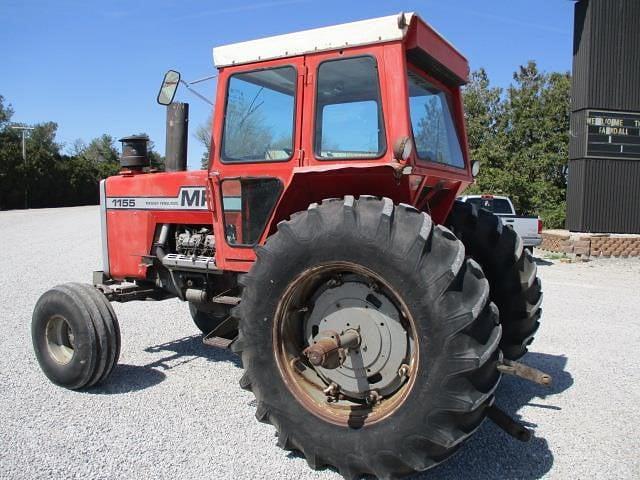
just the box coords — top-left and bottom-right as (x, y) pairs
(213, 12), (415, 68)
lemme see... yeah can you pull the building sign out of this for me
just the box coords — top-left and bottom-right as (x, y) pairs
(586, 110), (640, 160)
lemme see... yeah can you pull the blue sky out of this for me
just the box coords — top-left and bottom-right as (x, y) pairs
(1, 0), (575, 168)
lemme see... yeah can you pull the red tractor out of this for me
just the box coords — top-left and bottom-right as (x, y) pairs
(32, 13), (546, 479)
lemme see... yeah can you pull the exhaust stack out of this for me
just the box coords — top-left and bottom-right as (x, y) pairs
(165, 102), (189, 172)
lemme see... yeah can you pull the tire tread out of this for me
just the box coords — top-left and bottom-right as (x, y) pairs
(446, 200), (543, 360)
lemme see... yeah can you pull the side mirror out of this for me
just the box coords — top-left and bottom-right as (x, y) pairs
(471, 160), (480, 177)
(157, 70), (181, 105)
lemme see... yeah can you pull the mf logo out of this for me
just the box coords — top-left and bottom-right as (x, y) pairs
(179, 187), (207, 209)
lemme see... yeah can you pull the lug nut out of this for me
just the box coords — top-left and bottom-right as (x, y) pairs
(323, 382), (339, 402)
(365, 390), (380, 406)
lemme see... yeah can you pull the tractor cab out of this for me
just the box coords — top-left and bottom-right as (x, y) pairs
(202, 12), (475, 270)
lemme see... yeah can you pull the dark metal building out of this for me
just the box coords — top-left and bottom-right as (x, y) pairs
(566, 0), (640, 233)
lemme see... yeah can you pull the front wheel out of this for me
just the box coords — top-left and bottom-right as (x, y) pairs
(32, 283), (120, 389)
(233, 197), (502, 479)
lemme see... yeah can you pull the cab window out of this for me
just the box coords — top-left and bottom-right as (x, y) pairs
(221, 178), (283, 245)
(222, 66), (296, 163)
(314, 56), (386, 159)
(407, 70), (465, 168)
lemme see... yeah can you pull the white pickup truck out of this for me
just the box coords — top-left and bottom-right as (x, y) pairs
(457, 195), (542, 250)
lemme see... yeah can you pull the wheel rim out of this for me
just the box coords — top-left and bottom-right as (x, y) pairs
(273, 261), (419, 427)
(45, 315), (75, 365)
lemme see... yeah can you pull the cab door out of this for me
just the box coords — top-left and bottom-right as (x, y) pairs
(300, 45), (393, 168)
(209, 56), (305, 272)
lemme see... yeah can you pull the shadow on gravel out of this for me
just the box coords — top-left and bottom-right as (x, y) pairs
(533, 257), (554, 266)
(90, 364), (167, 394)
(415, 352), (573, 480)
(143, 334), (241, 368)
(91, 335), (241, 395)
(285, 352), (573, 480)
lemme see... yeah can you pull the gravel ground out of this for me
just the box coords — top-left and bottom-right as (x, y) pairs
(1, 205), (639, 480)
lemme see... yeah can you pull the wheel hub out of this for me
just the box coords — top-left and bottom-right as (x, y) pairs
(304, 280), (410, 399)
(45, 315), (75, 365)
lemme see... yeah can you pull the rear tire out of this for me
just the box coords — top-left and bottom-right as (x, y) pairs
(446, 201), (542, 360)
(234, 197), (502, 479)
(31, 283), (121, 389)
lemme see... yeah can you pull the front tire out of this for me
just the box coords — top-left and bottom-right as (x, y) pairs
(234, 197), (502, 479)
(32, 283), (120, 389)
(446, 201), (543, 360)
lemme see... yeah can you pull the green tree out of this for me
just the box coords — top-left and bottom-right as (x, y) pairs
(0, 95), (13, 126)
(25, 122), (64, 207)
(77, 134), (119, 164)
(500, 62), (570, 227)
(0, 94), (168, 209)
(0, 95), (23, 209)
(463, 69), (511, 201)
(464, 62), (570, 228)
(463, 68), (504, 158)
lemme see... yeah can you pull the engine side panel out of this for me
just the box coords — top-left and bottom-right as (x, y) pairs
(104, 170), (212, 280)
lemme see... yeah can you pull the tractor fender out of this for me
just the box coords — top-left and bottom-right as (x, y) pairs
(267, 163), (413, 236)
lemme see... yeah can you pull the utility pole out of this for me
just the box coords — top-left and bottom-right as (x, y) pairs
(11, 125), (35, 209)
